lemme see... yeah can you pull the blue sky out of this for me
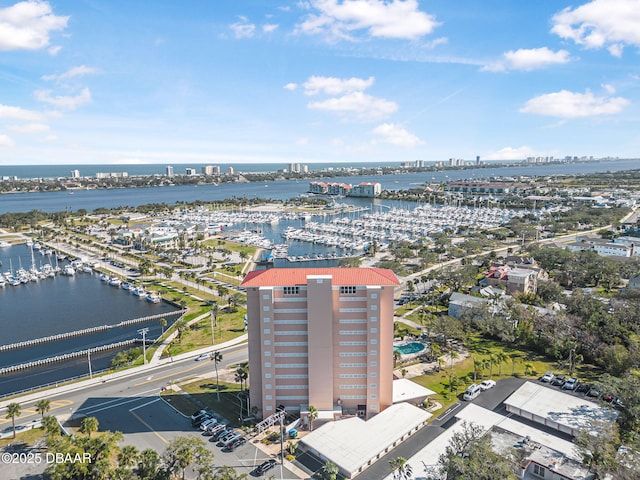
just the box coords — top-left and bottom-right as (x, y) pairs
(1, 0), (639, 165)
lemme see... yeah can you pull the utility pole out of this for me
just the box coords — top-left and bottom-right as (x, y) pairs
(280, 412), (284, 480)
(87, 350), (92, 379)
(138, 327), (149, 364)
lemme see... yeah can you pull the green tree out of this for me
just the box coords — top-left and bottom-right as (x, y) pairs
(495, 352), (508, 377)
(117, 445), (139, 469)
(438, 421), (516, 480)
(574, 421), (621, 478)
(159, 317), (167, 335)
(321, 460), (339, 480)
(5, 403), (21, 438)
(163, 436), (213, 480)
(137, 448), (161, 479)
(80, 416), (99, 437)
(308, 405), (318, 432)
(211, 351), (223, 401)
(389, 456), (413, 480)
(41, 415), (61, 437)
(35, 399), (51, 420)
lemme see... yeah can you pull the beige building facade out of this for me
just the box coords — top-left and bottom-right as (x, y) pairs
(241, 268), (399, 419)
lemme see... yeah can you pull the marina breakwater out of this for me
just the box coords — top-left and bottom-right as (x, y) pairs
(0, 310), (187, 353)
(0, 340), (138, 375)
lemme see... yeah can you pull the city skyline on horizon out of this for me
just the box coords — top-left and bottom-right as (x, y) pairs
(1, 1), (640, 166)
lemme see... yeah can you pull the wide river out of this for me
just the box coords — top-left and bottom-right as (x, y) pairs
(1, 159), (638, 395)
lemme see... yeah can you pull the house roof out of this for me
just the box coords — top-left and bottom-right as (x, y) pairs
(241, 267), (400, 287)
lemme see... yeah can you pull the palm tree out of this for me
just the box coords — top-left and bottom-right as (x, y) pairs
(35, 399), (51, 420)
(524, 363), (533, 376)
(118, 445), (140, 469)
(488, 354), (498, 379)
(496, 352), (508, 377)
(5, 403), (21, 438)
(473, 358), (483, 382)
(321, 460), (338, 480)
(235, 362), (249, 391)
(211, 351), (223, 401)
(308, 405), (318, 432)
(159, 317), (167, 335)
(80, 416), (99, 437)
(389, 456), (413, 480)
(510, 353), (520, 376)
(41, 415), (61, 437)
(449, 350), (459, 369)
(393, 350), (402, 368)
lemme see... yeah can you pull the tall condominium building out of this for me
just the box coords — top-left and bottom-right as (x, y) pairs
(70, 169), (80, 178)
(202, 165), (220, 175)
(166, 165), (174, 177)
(241, 267), (399, 420)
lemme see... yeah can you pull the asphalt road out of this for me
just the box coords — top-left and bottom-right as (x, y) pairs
(3, 344), (301, 479)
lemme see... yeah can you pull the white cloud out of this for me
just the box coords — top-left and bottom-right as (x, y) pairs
(48, 45), (61, 55)
(551, 0), (640, 56)
(284, 82), (298, 91)
(297, 0), (440, 41)
(0, 104), (43, 121)
(42, 65), (100, 82)
(308, 91), (397, 121)
(0, 1), (68, 51)
(34, 87), (92, 110)
(602, 83), (616, 94)
(483, 47), (571, 72)
(262, 23), (279, 33)
(520, 89), (629, 118)
(371, 123), (423, 147)
(230, 21), (256, 38)
(303, 75), (374, 95)
(0, 134), (15, 147)
(9, 122), (49, 133)
(486, 146), (536, 161)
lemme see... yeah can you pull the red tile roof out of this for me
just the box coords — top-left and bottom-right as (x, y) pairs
(241, 267), (400, 287)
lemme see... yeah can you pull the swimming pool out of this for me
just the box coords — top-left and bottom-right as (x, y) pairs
(394, 341), (426, 355)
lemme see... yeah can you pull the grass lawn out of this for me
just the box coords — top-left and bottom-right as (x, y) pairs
(164, 380), (247, 427)
(411, 335), (574, 415)
(165, 307), (247, 357)
(0, 427), (44, 447)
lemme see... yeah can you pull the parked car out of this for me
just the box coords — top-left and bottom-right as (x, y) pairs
(463, 384), (482, 401)
(256, 459), (277, 475)
(226, 437), (247, 451)
(479, 380), (496, 391)
(192, 413), (212, 428)
(540, 372), (554, 383)
(562, 378), (577, 390)
(211, 427), (233, 441)
(575, 383), (590, 394)
(207, 423), (226, 436)
(551, 374), (566, 386)
(200, 418), (217, 431)
(220, 432), (242, 447)
(190, 409), (207, 421)
(586, 387), (601, 398)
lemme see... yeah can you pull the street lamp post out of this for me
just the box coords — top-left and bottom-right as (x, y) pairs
(138, 327), (149, 364)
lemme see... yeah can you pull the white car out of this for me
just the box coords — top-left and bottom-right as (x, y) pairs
(562, 378), (577, 390)
(541, 372), (554, 383)
(479, 380), (496, 391)
(195, 353), (211, 361)
(463, 384), (482, 401)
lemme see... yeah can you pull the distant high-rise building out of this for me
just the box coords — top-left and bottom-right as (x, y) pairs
(226, 166), (234, 175)
(185, 168), (196, 176)
(202, 165), (220, 175)
(70, 169), (80, 178)
(166, 165), (174, 177)
(476, 156), (480, 165)
(289, 162), (301, 174)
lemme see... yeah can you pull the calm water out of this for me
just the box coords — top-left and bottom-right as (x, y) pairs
(1, 159), (639, 214)
(0, 244), (179, 395)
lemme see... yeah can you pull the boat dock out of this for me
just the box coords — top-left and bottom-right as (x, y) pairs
(0, 310), (186, 353)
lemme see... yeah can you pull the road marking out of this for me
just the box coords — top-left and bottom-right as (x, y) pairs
(130, 398), (160, 411)
(0, 399), (74, 425)
(133, 362), (208, 387)
(79, 395), (159, 416)
(74, 388), (159, 414)
(129, 407), (169, 445)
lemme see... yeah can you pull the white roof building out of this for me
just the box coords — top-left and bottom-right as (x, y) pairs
(504, 381), (618, 436)
(300, 402), (431, 479)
